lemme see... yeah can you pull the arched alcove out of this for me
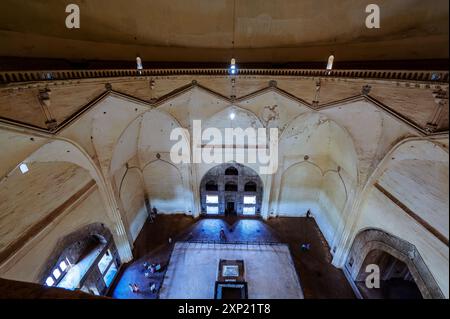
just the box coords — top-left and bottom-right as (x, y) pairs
(108, 105), (193, 239)
(225, 166), (238, 176)
(276, 112), (357, 246)
(200, 163), (263, 216)
(342, 138), (449, 298)
(118, 167), (147, 241)
(280, 112), (358, 181)
(142, 159), (187, 213)
(346, 229), (445, 299)
(39, 223), (120, 296)
(277, 161), (348, 244)
(355, 249), (423, 299)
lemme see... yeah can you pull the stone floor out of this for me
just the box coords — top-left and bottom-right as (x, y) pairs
(109, 215), (355, 299)
(160, 242), (303, 299)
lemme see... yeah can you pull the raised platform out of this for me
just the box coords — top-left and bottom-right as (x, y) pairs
(159, 241), (303, 299)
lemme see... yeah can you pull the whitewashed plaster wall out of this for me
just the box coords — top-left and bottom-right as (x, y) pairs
(341, 139), (449, 297)
(109, 107), (194, 216)
(378, 141), (449, 239)
(114, 161), (147, 242)
(0, 84), (448, 295)
(0, 162), (91, 252)
(0, 127), (135, 283)
(0, 188), (117, 283)
(355, 189), (449, 297)
(272, 111), (357, 245)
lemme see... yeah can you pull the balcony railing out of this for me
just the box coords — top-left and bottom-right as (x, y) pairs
(177, 239), (284, 246)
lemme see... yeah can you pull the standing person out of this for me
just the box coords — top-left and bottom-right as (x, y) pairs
(148, 206), (157, 223)
(220, 227), (227, 241)
(150, 283), (157, 293)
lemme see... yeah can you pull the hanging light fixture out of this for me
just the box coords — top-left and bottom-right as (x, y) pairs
(325, 54), (334, 75)
(136, 56), (143, 75)
(229, 57), (237, 75)
(326, 55), (334, 70)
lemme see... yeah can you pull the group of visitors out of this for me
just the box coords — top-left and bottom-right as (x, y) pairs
(143, 261), (162, 275)
(128, 261), (163, 294)
(128, 282), (157, 294)
(301, 243), (311, 251)
(143, 261), (162, 294)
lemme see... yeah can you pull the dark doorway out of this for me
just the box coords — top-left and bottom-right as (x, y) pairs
(222, 287), (244, 299)
(225, 166), (238, 176)
(355, 249), (423, 299)
(200, 163), (263, 216)
(214, 282), (248, 299)
(226, 202), (236, 215)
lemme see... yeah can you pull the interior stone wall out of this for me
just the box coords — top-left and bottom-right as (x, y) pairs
(0, 162), (92, 252)
(115, 159), (148, 241)
(0, 73), (447, 297)
(0, 188), (117, 283)
(343, 139), (449, 297)
(376, 141), (449, 239)
(272, 111), (357, 246)
(142, 159), (190, 214)
(275, 161), (348, 245)
(350, 188), (449, 297)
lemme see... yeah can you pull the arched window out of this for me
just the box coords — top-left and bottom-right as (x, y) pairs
(205, 180), (218, 191)
(42, 224), (120, 296)
(45, 235), (108, 290)
(225, 166), (238, 176)
(244, 181), (257, 192)
(225, 182), (238, 191)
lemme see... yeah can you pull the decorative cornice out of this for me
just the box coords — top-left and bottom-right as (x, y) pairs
(0, 68), (448, 85)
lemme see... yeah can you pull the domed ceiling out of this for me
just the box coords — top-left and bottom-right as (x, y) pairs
(0, 0), (448, 63)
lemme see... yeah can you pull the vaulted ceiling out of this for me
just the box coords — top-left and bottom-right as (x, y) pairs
(0, 76), (447, 135)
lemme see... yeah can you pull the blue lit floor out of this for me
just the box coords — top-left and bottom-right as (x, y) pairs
(110, 216), (277, 299)
(109, 215), (355, 299)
